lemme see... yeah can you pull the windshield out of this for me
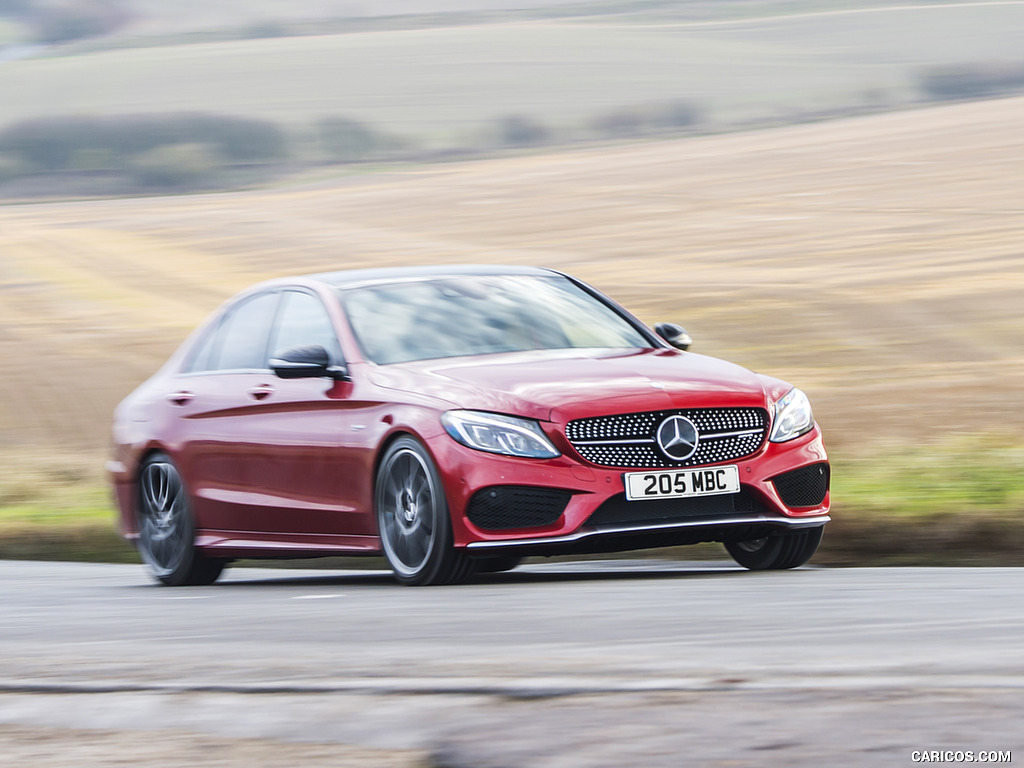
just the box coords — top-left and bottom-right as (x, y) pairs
(341, 274), (653, 365)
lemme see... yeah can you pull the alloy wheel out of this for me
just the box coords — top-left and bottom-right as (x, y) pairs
(378, 447), (438, 577)
(138, 460), (189, 578)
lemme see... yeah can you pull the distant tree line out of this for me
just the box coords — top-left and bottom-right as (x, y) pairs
(590, 100), (702, 139)
(0, 113), (287, 169)
(0, 100), (706, 194)
(493, 100), (702, 149)
(0, 113), (288, 190)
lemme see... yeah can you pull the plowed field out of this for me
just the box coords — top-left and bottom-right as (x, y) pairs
(2, 96), (1023, 460)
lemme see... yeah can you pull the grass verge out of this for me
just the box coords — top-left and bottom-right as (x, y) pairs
(2, 436), (1022, 566)
(0, 451), (137, 563)
(821, 434), (1024, 565)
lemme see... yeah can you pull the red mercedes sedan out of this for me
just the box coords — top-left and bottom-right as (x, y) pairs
(108, 265), (830, 586)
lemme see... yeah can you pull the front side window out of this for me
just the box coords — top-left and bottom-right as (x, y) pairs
(342, 274), (652, 365)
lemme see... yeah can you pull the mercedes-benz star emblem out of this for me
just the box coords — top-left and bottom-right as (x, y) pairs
(656, 415), (699, 461)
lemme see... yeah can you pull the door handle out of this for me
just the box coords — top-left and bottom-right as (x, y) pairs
(247, 384), (275, 401)
(166, 391), (194, 406)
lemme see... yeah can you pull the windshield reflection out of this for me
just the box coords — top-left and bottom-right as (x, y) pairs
(341, 274), (652, 365)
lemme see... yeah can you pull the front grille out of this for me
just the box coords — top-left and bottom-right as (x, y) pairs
(466, 486), (572, 530)
(771, 463), (830, 508)
(566, 408), (768, 468)
(587, 488), (761, 528)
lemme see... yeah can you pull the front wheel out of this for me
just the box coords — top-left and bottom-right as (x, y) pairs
(725, 526), (823, 570)
(375, 437), (475, 586)
(137, 454), (225, 586)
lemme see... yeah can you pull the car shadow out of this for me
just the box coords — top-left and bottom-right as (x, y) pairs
(207, 561), (764, 589)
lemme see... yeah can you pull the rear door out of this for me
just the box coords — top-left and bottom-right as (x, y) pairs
(169, 290), (283, 533)
(170, 287), (373, 537)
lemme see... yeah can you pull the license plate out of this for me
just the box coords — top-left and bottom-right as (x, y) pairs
(624, 465), (741, 501)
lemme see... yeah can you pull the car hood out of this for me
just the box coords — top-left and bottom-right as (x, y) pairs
(369, 347), (775, 423)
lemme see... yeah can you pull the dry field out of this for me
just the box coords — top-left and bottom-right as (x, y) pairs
(2, 96), (1023, 471)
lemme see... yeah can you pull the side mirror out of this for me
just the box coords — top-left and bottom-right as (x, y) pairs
(654, 322), (692, 351)
(270, 345), (349, 380)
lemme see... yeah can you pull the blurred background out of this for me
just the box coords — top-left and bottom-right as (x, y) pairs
(1, 0), (1022, 563)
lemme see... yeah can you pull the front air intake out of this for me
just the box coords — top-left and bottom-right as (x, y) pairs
(771, 463), (830, 508)
(466, 486), (572, 530)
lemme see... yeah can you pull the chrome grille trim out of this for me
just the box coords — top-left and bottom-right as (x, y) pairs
(566, 408), (769, 468)
(571, 427), (763, 446)
(571, 438), (657, 446)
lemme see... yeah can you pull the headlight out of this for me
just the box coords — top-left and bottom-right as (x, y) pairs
(769, 388), (815, 443)
(442, 410), (560, 459)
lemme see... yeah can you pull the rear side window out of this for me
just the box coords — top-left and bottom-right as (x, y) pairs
(185, 318), (223, 373)
(269, 291), (343, 362)
(185, 292), (280, 372)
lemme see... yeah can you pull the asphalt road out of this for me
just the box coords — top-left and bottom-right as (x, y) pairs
(0, 559), (1021, 767)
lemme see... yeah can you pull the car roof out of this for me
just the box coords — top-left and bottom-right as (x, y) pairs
(307, 264), (560, 289)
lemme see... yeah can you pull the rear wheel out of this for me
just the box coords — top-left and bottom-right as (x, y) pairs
(375, 437), (475, 586)
(137, 454), (225, 586)
(725, 526), (823, 570)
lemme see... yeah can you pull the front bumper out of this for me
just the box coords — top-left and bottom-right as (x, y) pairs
(466, 514), (829, 557)
(434, 425), (830, 552)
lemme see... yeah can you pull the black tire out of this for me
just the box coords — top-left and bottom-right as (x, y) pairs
(137, 453), (225, 586)
(475, 554), (524, 574)
(725, 526), (823, 571)
(375, 436), (475, 586)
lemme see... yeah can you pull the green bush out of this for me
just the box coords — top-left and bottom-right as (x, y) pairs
(177, 114), (287, 162)
(0, 117), (87, 170)
(920, 62), (1024, 100)
(592, 108), (647, 138)
(70, 146), (119, 171)
(494, 115), (550, 148)
(591, 100), (702, 139)
(0, 151), (27, 181)
(317, 116), (381, 162)
(653, 100), (701, 129)
(131, 143), (221, 190)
